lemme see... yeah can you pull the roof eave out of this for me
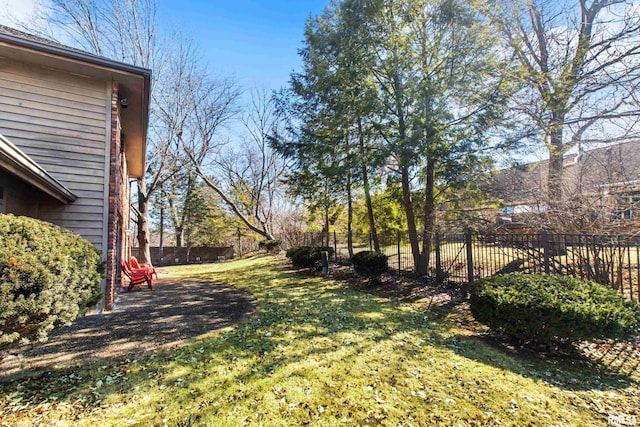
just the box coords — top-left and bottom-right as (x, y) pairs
(0, 30), (152, 79)
(0, 134), (77, 204)
(0, 30), (151, 179)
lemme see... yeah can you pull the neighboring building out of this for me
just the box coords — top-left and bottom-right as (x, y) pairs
(488, 140), (640, 232)
(0, 25), (151, 310)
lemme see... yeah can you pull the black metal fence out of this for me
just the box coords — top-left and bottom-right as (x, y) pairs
(283, 230), (640, 302)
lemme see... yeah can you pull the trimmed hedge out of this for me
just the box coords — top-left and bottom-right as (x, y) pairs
(286, 246), (334, 269)
(259, 239), (282, 254)
(351, 251), (388, 279)
(0, 214), (103, 349)
(470, 274), (640, 345)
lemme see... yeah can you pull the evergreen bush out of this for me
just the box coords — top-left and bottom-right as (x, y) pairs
(351, 251), (388, 279)
(470, 274), (640, 345)
(285, 245), (334, 269)
(0, 214), (103, 349)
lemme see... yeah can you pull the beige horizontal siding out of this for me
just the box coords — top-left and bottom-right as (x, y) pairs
(5, 150), (105, 172)
(42, 203), (104, 214)
(0, 120), (105, 142)
(0, 60), (105, 96)
(50, 172), (105, 185)
(0, 58), (110, 252)
(6, 138), (105, 157)
(39, 212), (104, 223)
(0, 87), (105, 113)
(0, 127), (106, 147)
(0, 97), (104, 125)
(16, 145), (106, 163)
(0, 76), (105, 105)
(0, 110), (105, 136)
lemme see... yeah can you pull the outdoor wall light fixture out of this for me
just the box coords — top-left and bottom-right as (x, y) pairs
(120, 98), (129, 108)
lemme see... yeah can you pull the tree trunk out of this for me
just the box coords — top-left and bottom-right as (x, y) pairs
(159, 203), (164, 258)
(547, 116), (565, 207)
(401, 166), (423, 275)
(421, 161), (436, 271)
(136, 179), (152, 265)
(347, 178), (354, 257)
(392, 66), (424, 274)
(346, 148), (354, 257)
(324, 179), (330, 247)
(358, 117), (379, 252)
(324, 204), (330, 248)
(175, 227), (184, 247)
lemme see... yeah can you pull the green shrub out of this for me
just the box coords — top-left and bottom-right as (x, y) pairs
(258, 239), (282, 253)
(351, 251), (388, 279)
(0, 214), (103, 349)
(285, 245), (334, 269)
(470, 274), (640, 345)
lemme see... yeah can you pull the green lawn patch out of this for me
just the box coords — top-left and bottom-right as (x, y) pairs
(0, 255), (637, 426)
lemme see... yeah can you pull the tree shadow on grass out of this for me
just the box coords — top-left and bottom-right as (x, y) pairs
(170, 266), (640, 391)
(209, 262), (640, 393)
(0, 257), (637, 425)
(442, 332), (639, 392)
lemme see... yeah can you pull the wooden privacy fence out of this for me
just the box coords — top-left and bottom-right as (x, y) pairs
(131, 246), (235, 266)
(284, 230), (640, 302)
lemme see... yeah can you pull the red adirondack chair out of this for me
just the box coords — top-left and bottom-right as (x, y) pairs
(121, 260), (153, 291)
(130, 256), (158, 279)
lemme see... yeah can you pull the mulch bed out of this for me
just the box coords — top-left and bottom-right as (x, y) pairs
(327, 262), (470, 309)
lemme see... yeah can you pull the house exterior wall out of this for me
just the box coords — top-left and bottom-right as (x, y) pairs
(0, 58), (109, 250)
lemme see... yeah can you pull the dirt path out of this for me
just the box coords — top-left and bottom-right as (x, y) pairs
(0, 276), (257, 382)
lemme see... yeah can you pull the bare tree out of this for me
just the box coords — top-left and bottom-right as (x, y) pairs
(34, 0), (157, 66)
(181, 87), (286, 240)
(486, 0), (640, 203)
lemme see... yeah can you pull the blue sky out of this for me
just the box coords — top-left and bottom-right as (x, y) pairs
(0, 0), (329, 92)
(158, 0), (328, 91)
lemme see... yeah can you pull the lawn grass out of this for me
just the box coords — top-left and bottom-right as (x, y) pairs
(0, 255), (638, 426)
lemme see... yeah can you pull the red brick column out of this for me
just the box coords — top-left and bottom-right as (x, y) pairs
(105, 81), (122, 310)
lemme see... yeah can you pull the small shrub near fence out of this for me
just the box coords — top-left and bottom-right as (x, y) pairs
(351, 251), (389, 280)
(470, 274), (640, 345)
(286, 246), (334, 269)
(0, 214), (103, 349)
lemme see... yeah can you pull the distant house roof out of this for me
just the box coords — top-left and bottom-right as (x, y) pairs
(0, 134), (76, 204)
(490, 140), (640, 205)
(0, 25), (151, 178)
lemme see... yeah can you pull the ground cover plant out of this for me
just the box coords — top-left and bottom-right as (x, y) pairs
(0, 256), (637, 426)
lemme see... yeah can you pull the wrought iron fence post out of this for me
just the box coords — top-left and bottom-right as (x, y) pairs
(334, 230), (337, 260)
(397, 230), (401, 271)
(541, 229), (550, 275)
(435, 231), (442, 285)
(465, 231), (474, 284)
